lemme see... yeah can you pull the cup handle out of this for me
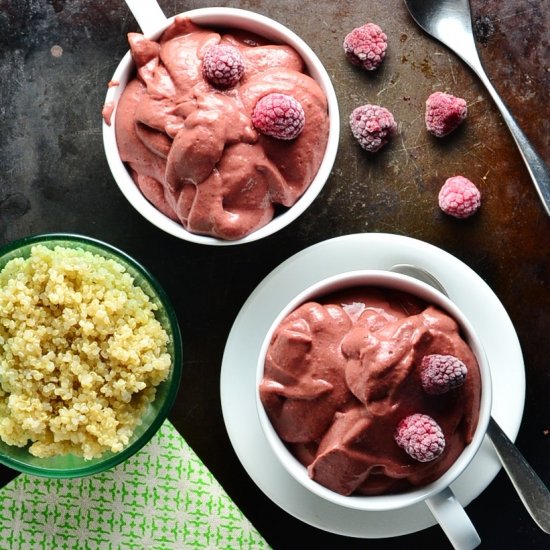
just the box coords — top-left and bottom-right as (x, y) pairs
(124, 0), (168, 37)
(425, 487), (481, 550)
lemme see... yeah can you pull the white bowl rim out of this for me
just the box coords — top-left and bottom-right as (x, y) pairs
(102, 7), (340, 246)
(255, 269), (493, 511)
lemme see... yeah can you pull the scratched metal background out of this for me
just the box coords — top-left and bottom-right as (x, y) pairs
(1, 0), (549, 547)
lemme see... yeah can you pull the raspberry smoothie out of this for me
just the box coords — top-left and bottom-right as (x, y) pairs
(259, 286), (482, 496)
(113, 17), (330, 240)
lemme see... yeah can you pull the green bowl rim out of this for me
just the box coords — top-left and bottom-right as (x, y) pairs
(0, 232), (183, 478)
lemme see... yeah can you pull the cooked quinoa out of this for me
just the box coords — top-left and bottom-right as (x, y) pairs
(0, 244), (171, 459)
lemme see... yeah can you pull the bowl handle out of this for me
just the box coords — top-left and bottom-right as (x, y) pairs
(425, 487), (481, 549)
(124, 0), (168, 37)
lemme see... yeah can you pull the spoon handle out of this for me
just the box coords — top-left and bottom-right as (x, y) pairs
(487, 416), (550, 533)
(474, 68), (550, 216)
(125, 0), (168, 37)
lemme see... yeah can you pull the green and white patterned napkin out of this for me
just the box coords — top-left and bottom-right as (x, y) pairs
(0, 421), (270, 550)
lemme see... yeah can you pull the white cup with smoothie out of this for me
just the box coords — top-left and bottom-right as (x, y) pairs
(256, 270), (492, 550)
(102, 2), (339, 245)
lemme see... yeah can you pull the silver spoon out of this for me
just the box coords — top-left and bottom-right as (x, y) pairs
(391, 263), (550, 533)
(403, 0), (550, 216)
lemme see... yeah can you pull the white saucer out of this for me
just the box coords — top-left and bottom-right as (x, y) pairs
(220, 233), (525, 538)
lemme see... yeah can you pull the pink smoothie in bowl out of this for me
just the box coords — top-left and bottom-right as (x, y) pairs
(259, 283), (482, 497)
(102, 8), (339, 245)
(256, 270), (491, 513)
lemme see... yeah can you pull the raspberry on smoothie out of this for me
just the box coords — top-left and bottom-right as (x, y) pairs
(395, 413), (446, 463)
(421, 354), (468, 395)
(202, 43), (245, 89)
(252, 93), (305, 140)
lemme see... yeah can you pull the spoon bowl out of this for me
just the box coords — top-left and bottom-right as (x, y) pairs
(404, 0), (550, 216)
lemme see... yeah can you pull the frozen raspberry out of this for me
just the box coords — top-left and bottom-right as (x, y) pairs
(439, 176), (481, 219)
(421, 354), (468, 395)
(252, 93), (305, 140)
(425, 92), (468, 137)
(395, 414), (445, 462)
(344, 23), (388, 71)
(202, 44), (245, 89)
(349, 104), (397, 152)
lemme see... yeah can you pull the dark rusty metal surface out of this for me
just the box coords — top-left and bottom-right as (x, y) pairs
(1, 0), (549, 547)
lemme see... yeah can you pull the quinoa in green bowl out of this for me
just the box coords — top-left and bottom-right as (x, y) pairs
(0, 234), (182, 477)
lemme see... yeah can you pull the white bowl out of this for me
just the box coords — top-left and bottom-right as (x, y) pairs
(102, 7), (340, 246)
(256, 270), (492, 514)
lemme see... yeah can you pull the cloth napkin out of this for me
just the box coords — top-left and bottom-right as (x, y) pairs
(0, 421), (270, 549)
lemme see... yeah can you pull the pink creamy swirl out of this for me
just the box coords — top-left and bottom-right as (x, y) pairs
(114, 17), (329, 240)
(259, 287), (481, 496)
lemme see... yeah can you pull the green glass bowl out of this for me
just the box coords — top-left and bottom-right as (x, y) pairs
(0, 233), (183, 478)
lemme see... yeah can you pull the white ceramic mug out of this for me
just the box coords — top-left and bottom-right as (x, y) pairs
(256, 270), (492, 550)
(102, 1), (340, 246)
